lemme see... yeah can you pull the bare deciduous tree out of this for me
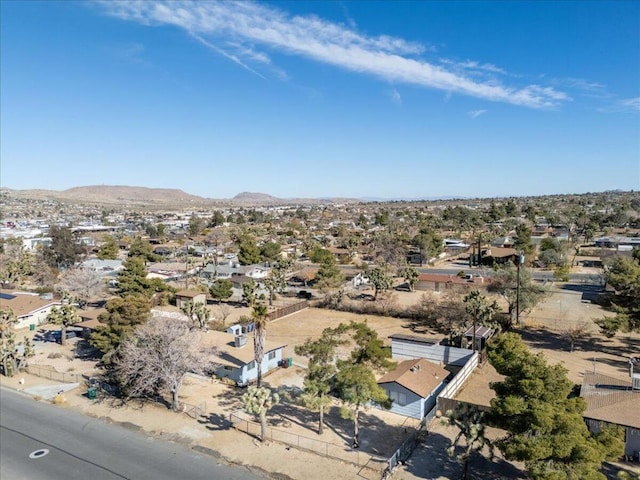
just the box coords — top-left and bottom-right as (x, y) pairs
(216, 304), (232, 326)
(561, 321), (592, 352)
(56, 267), (106, 308)
(112, 316), (214, 411)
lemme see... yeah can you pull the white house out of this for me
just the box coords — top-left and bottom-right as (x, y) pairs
(244, 265), (271, 279)
(0, 290), (61, 330)
(204, 330), (286, 387)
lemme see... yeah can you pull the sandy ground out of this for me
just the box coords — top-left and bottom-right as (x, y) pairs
(4, 275), (639, 479)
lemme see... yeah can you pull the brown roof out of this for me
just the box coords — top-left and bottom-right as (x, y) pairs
(327, 246), (350, 255)
(73, 318), (105, 330)
(580, 371), (640, 429)
(0, 289), (60, 317)
(78, 308), (106, 322)
(378, 358), (449, 398)
(175, 289), (205, 298)
(483, 247), (518, 258)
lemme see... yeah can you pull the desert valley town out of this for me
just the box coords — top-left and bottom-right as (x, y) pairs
(1, 1), (638, 480)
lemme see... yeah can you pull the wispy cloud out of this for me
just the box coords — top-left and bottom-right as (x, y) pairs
(619, 97), (640, 111)
(96, 0), (569, 109)
(599, 97), (640, 113)
(109, 42), (153, 67)
(390, 88), (402, 106)
(468, 109), (487, 119)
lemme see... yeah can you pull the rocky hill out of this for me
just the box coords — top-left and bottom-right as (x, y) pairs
(3, 185), (359, 207)
(4, 185), (208, 207)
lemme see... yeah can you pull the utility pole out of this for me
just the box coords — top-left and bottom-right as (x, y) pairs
(184, 241), (190, 290)
(516, 251), (524, 324)
(472, 306), (478, 353)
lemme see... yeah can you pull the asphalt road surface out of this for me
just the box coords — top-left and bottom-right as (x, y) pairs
(0, 387), (261, 480)
(415, 267), (602, 283)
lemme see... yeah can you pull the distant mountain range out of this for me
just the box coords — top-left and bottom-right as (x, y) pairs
(1, 185), (360, 207)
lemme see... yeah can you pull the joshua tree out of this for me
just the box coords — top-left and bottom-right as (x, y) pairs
(242, 386), (280, 443)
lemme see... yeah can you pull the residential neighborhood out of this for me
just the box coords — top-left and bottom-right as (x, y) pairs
(1, 187), (639, 480)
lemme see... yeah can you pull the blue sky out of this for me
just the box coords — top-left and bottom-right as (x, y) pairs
(1, 1), (639, 200)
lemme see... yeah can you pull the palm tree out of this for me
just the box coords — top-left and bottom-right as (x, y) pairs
(251, 303), (269, 387)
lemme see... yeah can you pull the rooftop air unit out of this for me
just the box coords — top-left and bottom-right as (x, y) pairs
(235, 335), (247, 348)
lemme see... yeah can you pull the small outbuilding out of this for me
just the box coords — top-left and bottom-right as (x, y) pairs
(175, 289), (207, 309)
(462, 325), (495, 352)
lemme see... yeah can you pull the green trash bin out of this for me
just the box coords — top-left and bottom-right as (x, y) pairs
(287, 357), (293, 367)
(87, 387), (97, 400)
(29, 324), (35, 331)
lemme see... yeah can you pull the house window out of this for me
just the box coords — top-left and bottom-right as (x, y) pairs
(268, 351), (276, 360)
(388, 389), (407, 406)
(223, 366), (233, 371)
(247, 361), (256, 370)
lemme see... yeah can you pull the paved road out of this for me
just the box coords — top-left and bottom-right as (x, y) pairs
(318, 262), (603, 284)
(415, 267), (603, 284)
(0, 388), (261, 480)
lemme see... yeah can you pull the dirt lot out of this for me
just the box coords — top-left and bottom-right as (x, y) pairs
(4, 279), (639, 479)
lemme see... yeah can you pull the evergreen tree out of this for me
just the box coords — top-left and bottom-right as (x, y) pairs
(335, 322), (394, 448)
(295, 325), (348, 435)
(260, 242), (281, 262)
(127, 237), (159, 262)
(209, 279), (233, 303)
(97, 235), (119, 260)
(488, 333), (618, 480)
(42, 225), (85, 269)
(237, 235), (261, 265)
(595, 252), (640, 336)
(90, 294), (151, 360)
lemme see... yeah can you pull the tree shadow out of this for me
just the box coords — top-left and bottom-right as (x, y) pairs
(198, 412), (231, 431)
(517, 327), (637, 361)
(401, 432), (461, 479)
(402, 432), (527, 480)
(601, 460), (640, 480)
(74, 339), (102, 361)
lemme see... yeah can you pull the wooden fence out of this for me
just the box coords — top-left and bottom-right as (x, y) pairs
(267, 300), (309, 322)
(436, 351), (479, 414)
